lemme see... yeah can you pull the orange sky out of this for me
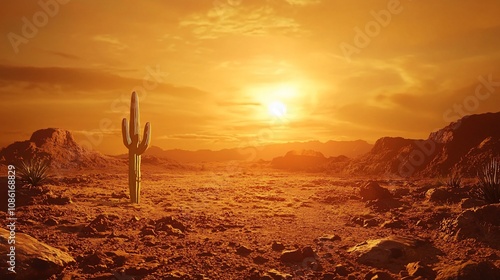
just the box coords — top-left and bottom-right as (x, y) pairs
(1, 0), (500, 155)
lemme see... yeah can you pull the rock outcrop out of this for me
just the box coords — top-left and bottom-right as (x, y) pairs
(0, 128), (115, 169)
(0, 228), (75, 280)
(346, 112), (500, 177)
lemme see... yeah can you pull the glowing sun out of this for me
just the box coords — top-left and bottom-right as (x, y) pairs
(268, 101), (287, 118)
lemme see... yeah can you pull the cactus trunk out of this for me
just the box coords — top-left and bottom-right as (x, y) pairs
(122, 92), (151, 204)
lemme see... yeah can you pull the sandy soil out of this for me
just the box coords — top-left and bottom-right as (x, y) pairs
(5, 163), (500, 279)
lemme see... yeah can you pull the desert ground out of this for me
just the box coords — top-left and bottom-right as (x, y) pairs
(2, 162), (499, 280)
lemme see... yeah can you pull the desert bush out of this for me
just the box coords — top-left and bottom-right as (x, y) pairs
(17, 158), (51, 187)
(475, 158), (500, 204)
(445, 170), (462, 188)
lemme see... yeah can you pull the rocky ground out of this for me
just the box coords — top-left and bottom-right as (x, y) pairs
(1, 163), (499, 280)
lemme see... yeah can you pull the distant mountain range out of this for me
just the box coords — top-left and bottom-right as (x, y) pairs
(131, 140), (372, 163)
(270, 112), (500, 177)
(2, 111), (498, 178)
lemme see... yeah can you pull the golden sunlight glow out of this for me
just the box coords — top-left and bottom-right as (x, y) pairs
(268, 101), (287, 118)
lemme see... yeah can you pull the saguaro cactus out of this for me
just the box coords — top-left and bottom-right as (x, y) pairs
(122, 92), (151, 203)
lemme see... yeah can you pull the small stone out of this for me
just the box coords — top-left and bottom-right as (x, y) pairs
(335, 264), (349, 276)
(44, 217), (59, 226)
(380, 219), (405, 229)
(406, 261), (436, 279)
(272, 241), (285, 251)
(253, 256), (269, 264)
(363, 218), (379, 228)
(267, 269), (292, 280)
(141, 228), (157, 236)
(280, 249), (303, 263)
(365, 270), (394, 280)
(318, 234), (341, 242)
(236, 245), (253, 256)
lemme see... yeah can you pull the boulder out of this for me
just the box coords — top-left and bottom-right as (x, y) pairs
(348, 236), (440, 270)
(0, 228), (75, 280)
(436, 260), (500, 280)
(359, 182), (392, 201)
(440, 203), (500, 247)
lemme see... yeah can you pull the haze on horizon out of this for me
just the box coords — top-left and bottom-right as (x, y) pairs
(1, 0), (500, 155)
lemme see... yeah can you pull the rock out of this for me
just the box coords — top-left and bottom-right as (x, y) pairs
(163, 270), (189, 279)
(105, 250), (130, 266)
(47, 194), (72, 205)
(348, 236), (438, 268)
(272, 241), (285, 251)
(83, 214), (113, 233)
(425, 187), (462, 203)
(267, 269), (292, 279)
(380, 219), (406, 229)
(0, 128), (119, 169)
(140, 225), (157, 236)
(406, 262), (436, 279)
(162, 224), (184, 236)
(365, 270), (395, 280)
(335, 264), (349, 276)
(460, 198), (486, 210)
(78, 251), (113, 273)
(363, 218), (380, 228)
(439, 203), (500, 246)
(322, 273), (336, 280)
(280, 249), (303, 263)
(154, 216), (187, 233)
(124, 260), (161, 276)
(436, 260), (500, 280)
(366, 198), (403, 212)
(253, 256), (269, 264)
(392, 187), (410, 198)
(318, 234), (341, 242)
(302, 246), (315, 258)
(44, 217), (59, 226)
(236, 245), (253, 256)
(359, 182), (392, 201)
(0, 228), (75, 280)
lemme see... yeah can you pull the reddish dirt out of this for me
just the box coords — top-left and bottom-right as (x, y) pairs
(3, 163), (499, 279)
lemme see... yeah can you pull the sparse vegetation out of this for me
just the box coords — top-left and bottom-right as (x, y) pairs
(445, 171), (462, 189)
(17, 157), (51, 187)
(475, 158), (500, 204)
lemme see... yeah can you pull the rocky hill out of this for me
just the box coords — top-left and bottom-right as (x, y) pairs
(271, 150), (330, 171)
(0, 128), (116, 169)
(347, 112), (500, 177)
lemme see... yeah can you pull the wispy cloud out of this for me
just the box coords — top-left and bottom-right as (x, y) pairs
(284, 0), (322, 6)
(180, 5), (305, 39)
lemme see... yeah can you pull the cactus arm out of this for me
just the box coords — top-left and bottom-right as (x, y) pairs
(122, 118), (132, 147)
(137, 122), (151, 155)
